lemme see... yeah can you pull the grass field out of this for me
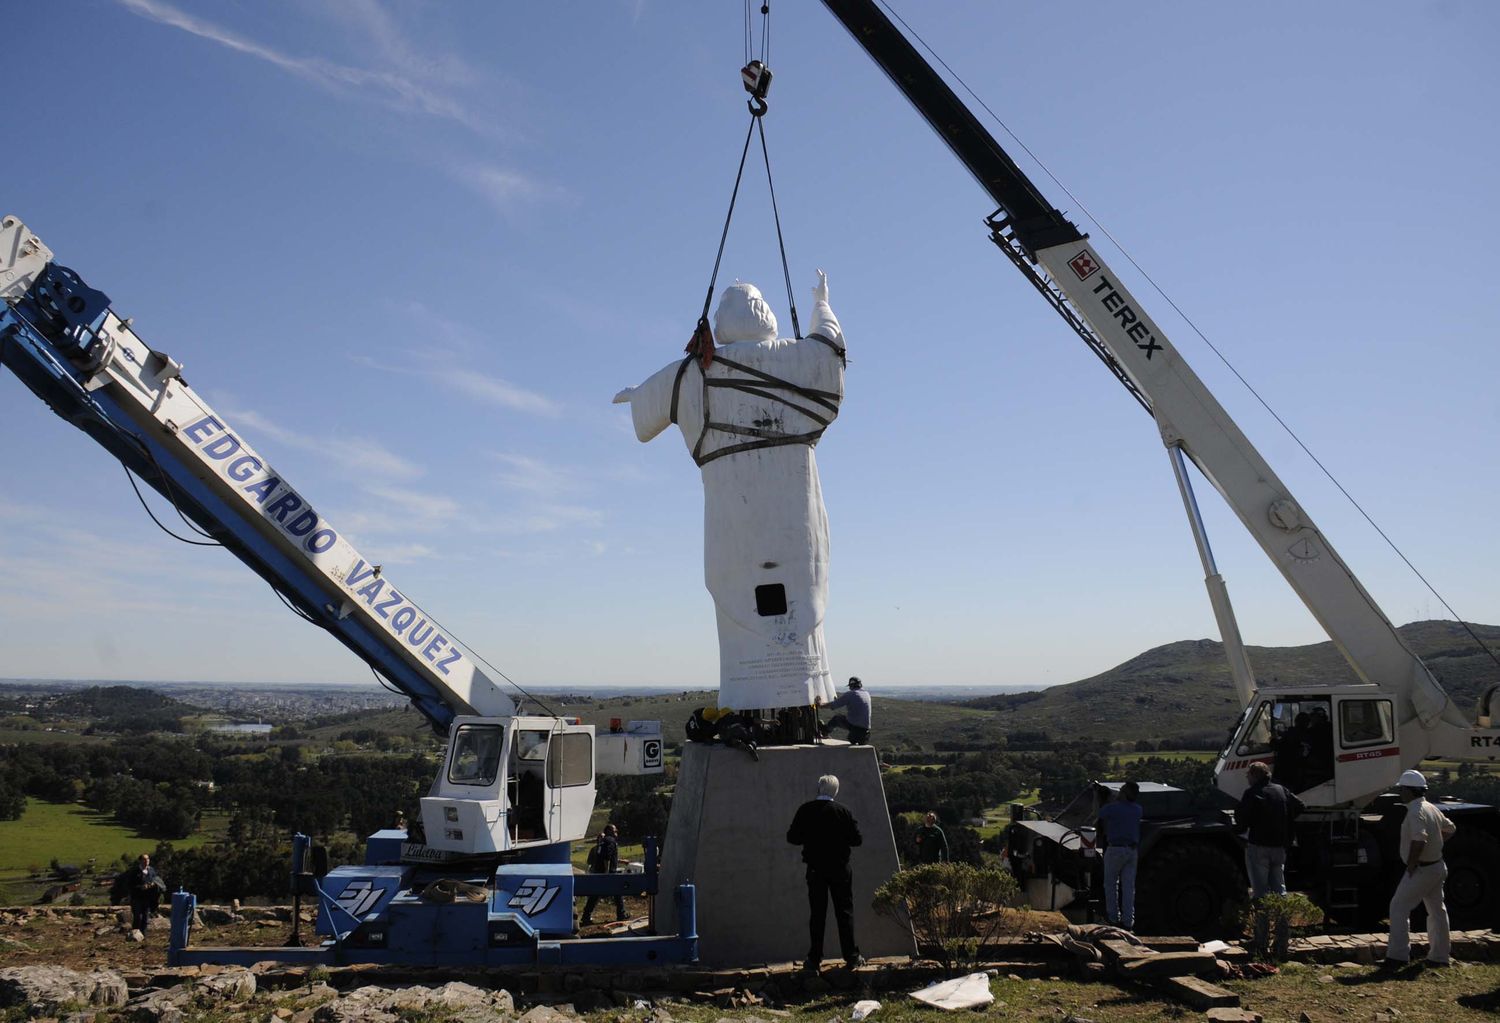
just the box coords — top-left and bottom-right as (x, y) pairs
(0, 800), (221, 905)
(0, 727), (106, 745)
(1113, 749), (1219, 764)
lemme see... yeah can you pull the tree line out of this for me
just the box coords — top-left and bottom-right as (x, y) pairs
(8, 726), (1497, 902)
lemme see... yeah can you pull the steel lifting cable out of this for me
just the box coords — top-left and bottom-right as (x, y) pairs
(692, 1), (799, 363)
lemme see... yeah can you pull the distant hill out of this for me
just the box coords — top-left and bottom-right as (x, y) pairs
(0, 684), (205, 735)
(295, 687), (1009, 753)
(25, 621), (1490, 752)
(48, 685), (194, 717)
(961, 620), (1500, 745)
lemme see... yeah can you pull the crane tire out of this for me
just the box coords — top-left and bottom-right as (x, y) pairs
(1441, 827), (1500, 930)
(1134, 840), (1246, 937)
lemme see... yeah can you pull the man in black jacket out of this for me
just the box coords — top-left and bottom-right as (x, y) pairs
(116, 853), (165, 933)
(787, 773), (864, 972)
(580, 824), (626, 925)
(1234, 761), (1304, 958)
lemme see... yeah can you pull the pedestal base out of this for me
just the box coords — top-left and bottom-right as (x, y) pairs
(655, 742), (915, 966)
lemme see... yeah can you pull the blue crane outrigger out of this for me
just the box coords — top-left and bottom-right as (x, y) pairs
(0, 215), (695, 966)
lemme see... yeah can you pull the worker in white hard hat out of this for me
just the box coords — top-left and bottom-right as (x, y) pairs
(1379, 769), (1458, 970)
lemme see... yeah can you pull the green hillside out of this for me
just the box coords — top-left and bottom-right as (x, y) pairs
(962, 620), (1500, 745)
(293, 620), (1499, 752)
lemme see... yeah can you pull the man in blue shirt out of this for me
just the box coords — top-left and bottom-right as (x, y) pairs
(819, 677), (872, 744)
(1095, 781), (1142, 931)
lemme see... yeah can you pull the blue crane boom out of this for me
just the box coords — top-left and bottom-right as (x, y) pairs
(0, 216), (513, 732)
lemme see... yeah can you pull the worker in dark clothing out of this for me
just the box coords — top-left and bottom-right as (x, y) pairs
(120, 853), (165, 932)
(787, 774), (864, 972)
(913, 811), (949, 864)
(818, 676), (872, 744)
(1303, 705), (1334, 789)
(1234, 761), (1304, 958)
(1275, 711), (1317, 792)
(580, 824), (627, 925)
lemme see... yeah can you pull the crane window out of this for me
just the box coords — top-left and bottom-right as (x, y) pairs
(547, 732), (593, 789)
(1264, 697), (1334, 792)
(1339, 699), (1394, 748)
(516, 730), (550, 761)
(447, 725), (503, 786)
(1236, 702), (1274, 757)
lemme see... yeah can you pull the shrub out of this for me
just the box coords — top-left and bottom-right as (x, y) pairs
(872, 862), (1022, 971)
(1238, 892), (1324, 962)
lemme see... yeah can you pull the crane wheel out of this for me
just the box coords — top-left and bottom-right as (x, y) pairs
(1133, 840), (1246, 938)
(1441, 827), (1500, 930)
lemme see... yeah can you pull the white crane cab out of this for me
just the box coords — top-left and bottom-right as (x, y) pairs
(1216, 689), (1404, 806)
(420, 715), (598, 856)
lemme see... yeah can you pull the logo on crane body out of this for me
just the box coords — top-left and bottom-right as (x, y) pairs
(333, 880), (386, 918)
(507, 879), (561, 916)
(1068, 251), (1101, 281)
(1086, 274), (1164, 360)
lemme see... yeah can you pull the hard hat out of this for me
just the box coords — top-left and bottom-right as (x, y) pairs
(1398, 769), (1428, 789)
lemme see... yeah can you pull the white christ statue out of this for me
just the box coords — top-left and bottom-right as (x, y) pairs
(614, 271), (846, 711)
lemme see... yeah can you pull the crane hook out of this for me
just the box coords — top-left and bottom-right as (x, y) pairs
(741, 60), (772, 117)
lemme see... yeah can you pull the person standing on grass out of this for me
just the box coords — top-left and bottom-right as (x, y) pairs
(913, 811), (949, 864)
(580, 824), (627, 925)
(1096, 781), (1142, 930)
(1381, 769), (1456, 970)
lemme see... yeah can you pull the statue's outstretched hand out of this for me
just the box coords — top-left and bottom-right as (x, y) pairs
(612, 387), (635, 405)
(812, 268), (829, 305)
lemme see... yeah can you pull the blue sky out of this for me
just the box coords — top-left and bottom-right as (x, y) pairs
(2, 1), (1496, 691)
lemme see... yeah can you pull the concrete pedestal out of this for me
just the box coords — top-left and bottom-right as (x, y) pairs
(655, 741), (915, 966)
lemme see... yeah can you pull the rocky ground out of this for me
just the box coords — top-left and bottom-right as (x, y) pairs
(1, 907), (1498, 1023)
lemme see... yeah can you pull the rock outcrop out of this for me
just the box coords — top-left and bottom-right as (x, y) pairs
(0, 965), (130, 1014)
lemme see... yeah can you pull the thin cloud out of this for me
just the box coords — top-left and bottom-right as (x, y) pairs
(501, 504), (606, 534)
(325, 0), (481, 87)
(363, 542), (437, 565)
(361, 484), (462, 526)
(115, 0), (498, 136)
(493, 453), (579, 497)
(221, 406), (422, 482)
(457, 163), (575, 217)
(437, 367), (561, 416)
(352, 354), (561, 417)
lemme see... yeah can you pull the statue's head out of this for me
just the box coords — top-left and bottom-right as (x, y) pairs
(714, 282), (778, 343)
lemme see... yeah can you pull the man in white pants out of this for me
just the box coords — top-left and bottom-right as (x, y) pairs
(1381, 769), (1456, 970)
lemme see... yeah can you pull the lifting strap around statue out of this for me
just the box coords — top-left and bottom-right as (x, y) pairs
(669, 331), (846, 468)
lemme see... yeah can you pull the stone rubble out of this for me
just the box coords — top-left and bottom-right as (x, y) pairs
(0, 966), (130, 1014)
